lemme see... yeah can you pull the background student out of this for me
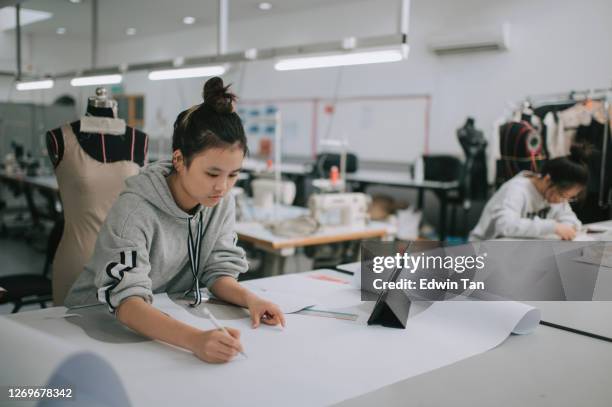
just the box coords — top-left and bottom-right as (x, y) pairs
(470, 145), (588, 241)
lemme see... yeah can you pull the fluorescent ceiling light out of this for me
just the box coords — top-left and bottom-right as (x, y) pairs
(0, 7), (52, 31)
(148, 65), (225, 81)
(69, 0), (82, 4)
(125, 27), (136, 36)
(16, 79), (54, 91)
(274, 49), (405, 71)
(183, 16), (196, 25)
(70, 74), (122, 87)
(258, 2), (272, 11)
(56, 27), (66, 35)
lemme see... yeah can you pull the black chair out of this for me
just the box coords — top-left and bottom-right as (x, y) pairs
(312, 152), (358, 178)
(0, 216), (63, 312)
(423, 155), (470, 238)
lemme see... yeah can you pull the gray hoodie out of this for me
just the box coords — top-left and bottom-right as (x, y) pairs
(64, 160), (248, 308)
(469, 171), (581, 241)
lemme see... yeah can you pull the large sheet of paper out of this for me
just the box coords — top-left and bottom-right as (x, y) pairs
(0, 272), (540, 407)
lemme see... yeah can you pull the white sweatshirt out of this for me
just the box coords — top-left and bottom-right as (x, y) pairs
(469, 171), (581, 241)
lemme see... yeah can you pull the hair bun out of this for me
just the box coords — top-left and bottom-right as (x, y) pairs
(203, 77), (236, 114)
(569, 143), (589, 164)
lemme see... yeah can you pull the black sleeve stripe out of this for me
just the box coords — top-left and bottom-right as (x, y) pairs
(101, 250), (139, 311)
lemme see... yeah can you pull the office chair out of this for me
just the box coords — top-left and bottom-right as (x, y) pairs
(312, 152), (359, 178)
(423, 155), (471, 238)
(0, 216), (63, 312)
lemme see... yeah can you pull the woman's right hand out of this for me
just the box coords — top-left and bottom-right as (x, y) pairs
(554, 223), (577, 240)
(189, 327), (243, 363)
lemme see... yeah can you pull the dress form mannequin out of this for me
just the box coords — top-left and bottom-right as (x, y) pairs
(457, 118), (488, 201)
(47, 88), (148, 167)
(46, 88), (148, 305)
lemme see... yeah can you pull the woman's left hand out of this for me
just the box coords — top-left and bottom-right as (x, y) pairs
(246, 296), (286, 328)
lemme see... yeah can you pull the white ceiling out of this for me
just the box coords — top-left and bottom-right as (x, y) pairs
(7, 0), (364, 42)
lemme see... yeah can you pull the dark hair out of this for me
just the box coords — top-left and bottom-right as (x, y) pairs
(540, 144), (588, 190)
(172, 77), (248, 166)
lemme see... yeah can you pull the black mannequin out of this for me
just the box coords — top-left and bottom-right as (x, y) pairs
(457, 118), (488, 200)
(46, 88), (148, 168)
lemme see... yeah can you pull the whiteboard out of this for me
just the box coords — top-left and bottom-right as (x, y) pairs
(237, 95), (430, 163)
(317, 97), (429, 163)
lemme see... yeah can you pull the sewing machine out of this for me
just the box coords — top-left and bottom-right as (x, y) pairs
(251, 178), (296, 208)
(308, 192), (371, 227)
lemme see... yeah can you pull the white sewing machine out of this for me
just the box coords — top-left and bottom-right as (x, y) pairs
(251, 178), (296, 208)
(308, 192), (371, 227)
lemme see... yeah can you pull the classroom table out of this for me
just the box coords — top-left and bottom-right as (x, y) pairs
(242, 157), (312, 176)
(338, 219), (612, 341)
(1, 269), (610, 407)
(346, 169), (460, 240)
(336, 318), (612, 407)
(236, 220), (393, 252)
(235, 202), (394, 275)
(0, 171), (61, 225)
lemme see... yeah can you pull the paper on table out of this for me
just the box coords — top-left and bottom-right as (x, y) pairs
(239, 284), (317, 313)
(2, 284), (541, 407)
(151, 293), (201, 322)
(244, 272), (363, 309)
(140, 297), (540, 407)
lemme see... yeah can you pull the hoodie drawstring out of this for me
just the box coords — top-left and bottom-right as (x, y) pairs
(186, 212), (204, 306)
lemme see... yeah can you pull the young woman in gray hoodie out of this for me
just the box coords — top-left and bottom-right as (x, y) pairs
(470, 145), (588, 241)
(65, 77), (285, 363)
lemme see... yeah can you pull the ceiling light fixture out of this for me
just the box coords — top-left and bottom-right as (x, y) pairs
(258, 2), (272, 11)
(70, 74), (122, 87)
(16, 79), (54, 91)
(56, 27), (66, 35)
(182, 16), (196, 25)
(0, 7), (52, 31)
(125, 27), (136, 36)
(274, 48), (406, 71)
(148, 65), (226, 81)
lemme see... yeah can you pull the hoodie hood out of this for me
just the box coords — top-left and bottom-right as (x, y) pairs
(123, 160), (204, 219)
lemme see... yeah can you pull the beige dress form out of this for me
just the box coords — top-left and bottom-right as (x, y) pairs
(52, 124), (139, 305)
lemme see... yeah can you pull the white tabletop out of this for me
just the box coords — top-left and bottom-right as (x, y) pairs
(0, 171), (59, 191)
(2, 271), (610, 407)
(336, 255), (612, 405)
(235, 219), (394, 252)
(337, 319), (612, 407)
(242, 158), (311, 176)
(346, 169), (460, 189)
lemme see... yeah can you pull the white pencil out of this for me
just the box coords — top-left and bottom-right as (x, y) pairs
(202, 306), (248, 358)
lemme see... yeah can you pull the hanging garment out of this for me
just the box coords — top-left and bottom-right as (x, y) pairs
(51, 124), (141, 305)
(572, 119), (612, 223)
(555, 102), (608, 157)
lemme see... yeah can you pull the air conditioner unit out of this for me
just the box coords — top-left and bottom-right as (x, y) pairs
(427, 24), (510, 55)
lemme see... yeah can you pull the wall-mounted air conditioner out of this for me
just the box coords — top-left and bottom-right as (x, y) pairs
(427, 23), (510, 55)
